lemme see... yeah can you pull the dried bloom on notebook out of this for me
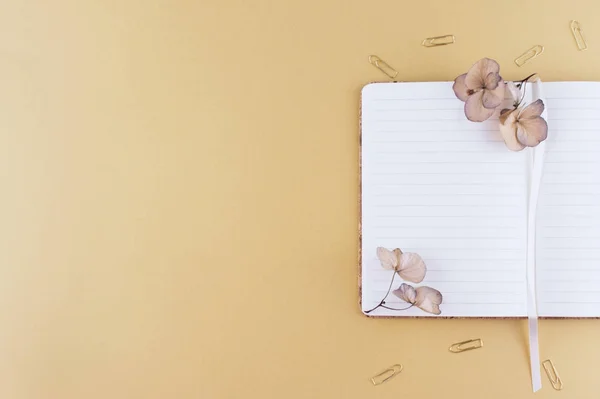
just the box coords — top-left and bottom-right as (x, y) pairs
(376, 247), (426, 283)
(452, 58), (505, 122)
(393, 283), (417, 303)
(499, 99), (548, 151)
(365, 247), (442, 315)
(453, 59), (548, 151)
(393, 283), (442, 315)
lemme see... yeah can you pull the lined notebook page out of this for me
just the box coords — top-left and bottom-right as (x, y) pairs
(537, 82), (600, 317)
(361, 82), (528, 317)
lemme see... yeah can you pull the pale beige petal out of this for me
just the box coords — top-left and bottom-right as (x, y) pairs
(499, 108), (514, 124)
(464, 90), (495, 122)
(452, 73), (470, 102)
(519, 99), (545, 119)
(415, 286), (443, 315)
(392, 283), (417, 304)
(506, 81), (521, 102)
(397, 252), (426, 283)
(516, 117), (548, 147)
(376, 247), (399, 270)
(482, 80), (505, 109)
(499, 110), (525, 152)
(484, 72), (501, 90)
(464, 58), (500, 90)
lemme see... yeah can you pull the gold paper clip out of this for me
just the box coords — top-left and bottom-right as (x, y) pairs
(571, 20), (588, 51)
(542, 359), (563, 390)
(368, 55), (398, 79)
(514, 45), (544, 67)
(449, 338), (484, 353)
(422, 35), (455, 47)
(370, 364), (403, 386)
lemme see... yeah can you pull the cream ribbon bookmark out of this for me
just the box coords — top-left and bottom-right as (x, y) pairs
(526, 78), (547, 392)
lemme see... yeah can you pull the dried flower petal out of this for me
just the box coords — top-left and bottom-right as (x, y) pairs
(521, 98), (544, 117)
(415, 286), (443, 315)
(465, 91), (495, 122)
(517, 118), (548, 146)
(393, 283), (417, 304)
(515, 100), (548, 147)
(397, 252), (427, 283)
(499, 108), (513, 124)
(484, 72), (501, 90)
(376, 247), (399, 270)
(464, 58), (500, 90)
(499, 100), (547, 151)
(499, 109), (525, 151)
(481, 82), (505, 109)
(452, 73), (470, 102)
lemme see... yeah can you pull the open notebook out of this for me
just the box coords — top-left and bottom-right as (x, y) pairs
(361, 81), (600, 318)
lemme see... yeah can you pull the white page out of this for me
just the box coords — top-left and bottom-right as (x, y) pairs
(361, 82), (529, 317)
(537, 82), (600, 317)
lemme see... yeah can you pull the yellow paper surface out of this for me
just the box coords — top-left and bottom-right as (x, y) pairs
(1, 0), (600, 397)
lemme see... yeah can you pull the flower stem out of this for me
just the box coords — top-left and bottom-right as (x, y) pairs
(519, 73), (537, 84)
(380, 304), (414, 311)
(383, 270), (396, 299)
(364, 272), (412, 314)
(364, 272), (395, 313)
(514, 73), (538, 107)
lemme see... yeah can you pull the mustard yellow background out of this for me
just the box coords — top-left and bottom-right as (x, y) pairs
(2, 0), (600, 398)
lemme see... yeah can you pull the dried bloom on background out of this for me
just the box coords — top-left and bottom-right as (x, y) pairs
(376, 247), (426, 283)
(452, 58), (505, 122)
(393, 283), (443, 315)
(499, 99), (548, 151)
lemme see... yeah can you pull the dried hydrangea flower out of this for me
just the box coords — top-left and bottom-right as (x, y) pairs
(453, 58), (505, 122)
(499, 99), (548, 151)
(393, 283), (443, 315)
(376, 247), (426, 283)
(366, 247), (442, 315)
